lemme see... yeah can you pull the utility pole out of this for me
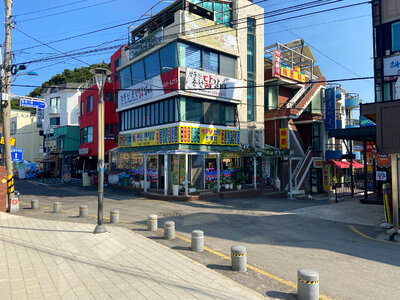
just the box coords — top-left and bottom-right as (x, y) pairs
(2, 0), (14, 208)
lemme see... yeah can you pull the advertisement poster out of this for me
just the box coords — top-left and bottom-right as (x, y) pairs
(279, 128), (288, 149)
(325, 87), (336, 130)
(323, 166), (330, 191)
(273, 50), (281, 77)
(376, 171), (387, 181)
(383, 54), (400, 81)
(185, 68), (243, 101)
(118, 68), (178, 110)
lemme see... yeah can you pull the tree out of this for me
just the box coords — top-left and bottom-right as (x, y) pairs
(28, 63), (110, 98)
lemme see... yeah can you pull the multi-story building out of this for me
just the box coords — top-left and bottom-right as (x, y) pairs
(263, 40), (326, 195)
(40, 83), (83, 177)
(111, 0), (264, 194)
(10, 109), (44, 163)
(79, 81), (119, 171)
(361, 0), (400, 230)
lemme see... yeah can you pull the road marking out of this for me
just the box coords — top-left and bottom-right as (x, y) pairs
(174, 233), (332, 300)
(348, 225), (399, 245)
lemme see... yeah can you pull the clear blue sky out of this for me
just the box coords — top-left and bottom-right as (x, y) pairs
(2, 0), (373, 110)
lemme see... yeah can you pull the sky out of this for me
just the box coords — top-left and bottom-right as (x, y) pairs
(1, 0), (374, 112)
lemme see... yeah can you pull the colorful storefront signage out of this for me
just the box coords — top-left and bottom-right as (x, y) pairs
(183, 11), (237, 53)
(185, 68), (243, 101)
(376, 171), (387, 181)
(279, 128), (288, 149)
(314, 160), (323, 168)
(129, 29), (163, 59)
(372, 153), (391, 168)
(118, 68), (178, 110)
(325, 87), (336, 131)
(273, 50), (281, 77)
(118, 125), (240, 147)
(322, 166), (330, 191)
(383, 54), (400, 81)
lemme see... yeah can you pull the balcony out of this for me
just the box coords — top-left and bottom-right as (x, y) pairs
(325, 143), (342, 160)
(345, 119), (360, 128)
(345, 93), (360, 109)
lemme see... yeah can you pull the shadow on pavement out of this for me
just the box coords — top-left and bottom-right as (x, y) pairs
(266, 291), (297, 299)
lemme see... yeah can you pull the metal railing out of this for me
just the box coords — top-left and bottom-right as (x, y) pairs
(345, 119), (360, 126)
(325, 143), (342, 151)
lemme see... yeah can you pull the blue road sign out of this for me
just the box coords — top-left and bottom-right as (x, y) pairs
(20, 99), (47, 109)
(11, 148), (23, 162)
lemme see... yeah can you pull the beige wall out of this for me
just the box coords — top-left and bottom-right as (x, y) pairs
(10, 110), (43, 162)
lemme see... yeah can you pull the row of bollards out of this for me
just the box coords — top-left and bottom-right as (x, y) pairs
(34, 200), (320, 300)
(147, 214), (320, 300)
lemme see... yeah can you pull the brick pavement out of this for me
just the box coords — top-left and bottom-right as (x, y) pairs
(0, 213), (265, 300)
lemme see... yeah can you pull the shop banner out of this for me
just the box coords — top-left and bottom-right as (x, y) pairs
(272, 50), (281, 77)
(383, 54), (400, 80)
(119, 125), (240, 147)
(184, 12), (237, 53)
(279, 128), (288, 149)
(118, 68), (178, 110)
(323, 166), (330, 191)
(280, 65), (306, 82)
(325, 87), (336, 131)
(185, 68), (243, 101)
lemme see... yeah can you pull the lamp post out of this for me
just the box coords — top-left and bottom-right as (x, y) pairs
(91, 68), (111, 234)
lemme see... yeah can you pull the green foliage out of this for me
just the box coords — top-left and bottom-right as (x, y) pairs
(28, 63), (110, 98)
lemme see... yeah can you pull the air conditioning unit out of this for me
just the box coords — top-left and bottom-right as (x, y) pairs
(254, 130), (264, 148)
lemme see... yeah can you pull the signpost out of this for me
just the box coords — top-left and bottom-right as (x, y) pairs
(19, 98), (46, 109)
(11, 148), (23, 162)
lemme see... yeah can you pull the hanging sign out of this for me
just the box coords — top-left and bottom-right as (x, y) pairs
(279, 128), (288, 149)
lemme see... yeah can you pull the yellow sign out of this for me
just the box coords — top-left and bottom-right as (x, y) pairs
(314, 160), (324, 168)
(183, 11), (237, 53)
(281, 66), (306, 82)
(118, 126), (240, 148)
(323, 166), (331, 191)
(0, 137), (15, 146)
(279, 128), (288, 149)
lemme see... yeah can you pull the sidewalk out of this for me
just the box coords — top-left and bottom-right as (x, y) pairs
(0, 213), (264, 300)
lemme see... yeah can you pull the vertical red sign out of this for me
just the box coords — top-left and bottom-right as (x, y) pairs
(273, 50), (281, 78)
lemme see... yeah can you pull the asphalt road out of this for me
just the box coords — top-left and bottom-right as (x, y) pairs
(12, 179), (400, 300)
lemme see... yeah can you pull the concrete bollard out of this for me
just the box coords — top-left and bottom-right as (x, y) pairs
(79, 205), (88, 218)
(31, 199), (39, 209)
(191, 230), (204, 252)
(110, 210), (119, 224)
(164, 221), (175, 240)
(148, 214), (158, 231)
(231, 245), (247, 272)
(297, 269), (319, 300)
(53, 202), (61, 213)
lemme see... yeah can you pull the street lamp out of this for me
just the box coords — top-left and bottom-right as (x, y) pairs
(90, 68), (111, 234)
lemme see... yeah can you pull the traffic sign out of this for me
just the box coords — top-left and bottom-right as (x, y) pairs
(11, 148), (23, 162)
(20, 98), (46, 109)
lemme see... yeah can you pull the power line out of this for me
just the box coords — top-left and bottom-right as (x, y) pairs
(16, 0), (117, 23)
(14, 0), (89, 17)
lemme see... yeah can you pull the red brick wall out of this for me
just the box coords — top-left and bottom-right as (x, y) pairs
(0, 167), (8, 212)
(264, 120), (280, 147)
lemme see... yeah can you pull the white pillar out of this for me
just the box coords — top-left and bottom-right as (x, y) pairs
(391, 154), (399, 232)
(288, 156), (293, 198)
(185, 153), (189, 197)
(144, 154), (147, 192)
(203, 154), (206, 190)
(253, 157), (257, 189)
(217, 154), (221, 193)
(164, 154), (168, 196)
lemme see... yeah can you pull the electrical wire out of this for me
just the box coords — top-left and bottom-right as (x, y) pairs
(14, 0), (88, 17)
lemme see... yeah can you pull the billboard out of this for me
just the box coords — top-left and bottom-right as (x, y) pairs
(185, 68), (243, 101)
(384, 54), (400, 81)
(118, 125), (240, 148)
(117, 68), (178, 110)
(325, 87), (336, 131)
(183, 11), (237, 53)
(129, 29), (163, 60)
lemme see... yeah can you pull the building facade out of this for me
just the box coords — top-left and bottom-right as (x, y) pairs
(111, 0), (265, 193)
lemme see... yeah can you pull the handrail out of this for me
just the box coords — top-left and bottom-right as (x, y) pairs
(293, 146), (311, 186)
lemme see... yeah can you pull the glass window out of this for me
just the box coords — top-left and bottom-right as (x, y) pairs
(311, 89), (322, 114)
(138, 107), (142, 128)
(247, 34), (255, 74)
(131, 60), (145, 85)
(169, 99), (174, 123)
(221, 104), (235, 126)
(247, 81), (255, 121)
(134, 108), (138, 128)
(376, 84), (382, 102)
(124, 111), (128, 130)
(80, 101), (84, 115)
(179, 43), (202, 70)
(215, 12), (223, 25)
(87, 126), (93, 143)
(160, 42), (178, 73)
(50, 117), (60, 126)
(50, 97), (60, 109)
(220, 55), (235, 77)
(105, 92), (113, 102)
(202, 1), (212, 11)
(144, 51), (160, 79)
(154, 102), (159, 125)
(120, 66), (132, 88)
(181, 97), (202, 122)
(312, 123), (321, 151)
(393, 81), (400, 101)
(114, 57), (121, 82)
(86, 96), (93, 113)
(151, 103), (155, 126)
(204, 50), (219, 73)
(159, 101), (164, 124)
(120, 112), (124, 131)
(384, 82), (391, 101)
(392, 21), (400, 52)
(203, 102), (220, 124)
(214, 2), (222, 12)
(265, 83), (278, 110)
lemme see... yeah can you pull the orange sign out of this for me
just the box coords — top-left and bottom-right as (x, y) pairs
(281, 66), (306, 82)
(279, 128), (288, 149)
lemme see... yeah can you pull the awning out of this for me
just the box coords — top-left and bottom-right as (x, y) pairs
(328, 160), (349, 168)
(346, 160), (364, 169)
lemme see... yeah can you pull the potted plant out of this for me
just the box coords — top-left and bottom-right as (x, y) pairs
(222, 177), (230, 190)
(228, 177), (234, 190)
(236, 172), (247, 190)
(133, 173), (141, 188)
(139, 174), (145, 189)
(188, 183), (196, 193)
